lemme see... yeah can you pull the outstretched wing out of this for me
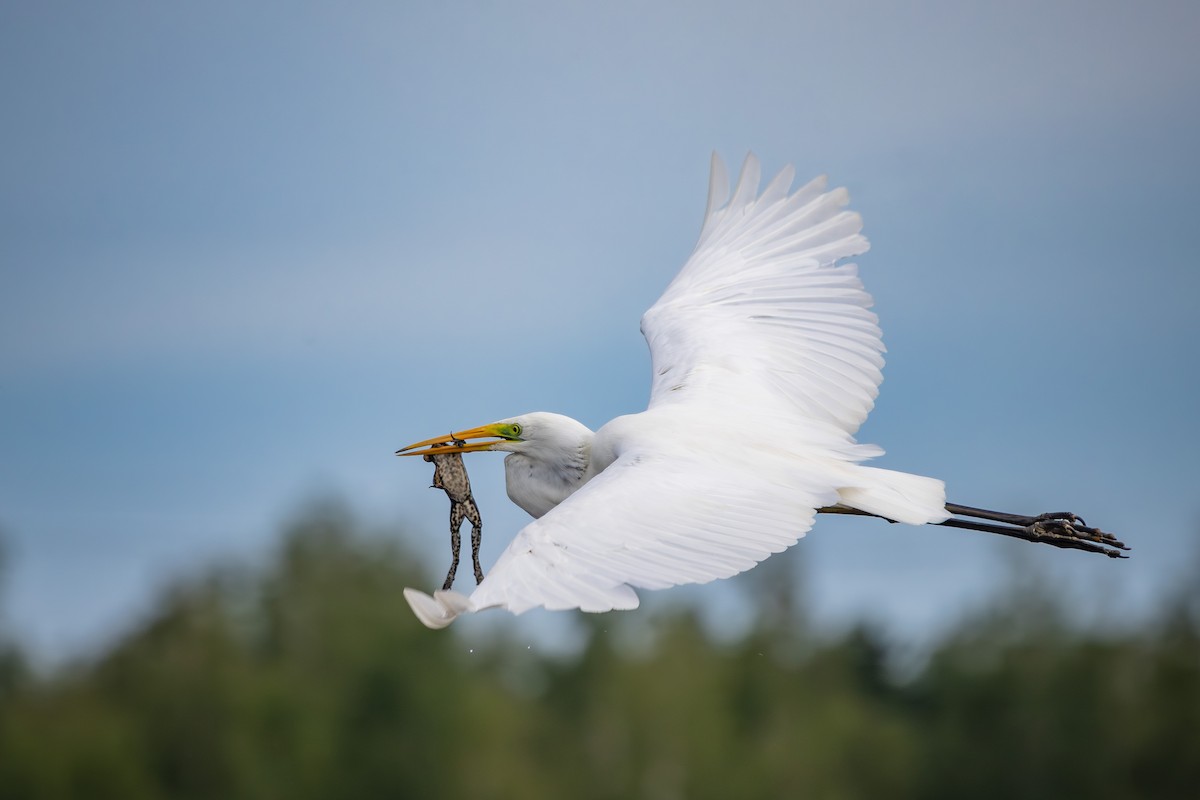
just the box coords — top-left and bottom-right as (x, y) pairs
(404, 443), (840, 628)
(402, 155), (895, 629)
(641, 153), (882, 434)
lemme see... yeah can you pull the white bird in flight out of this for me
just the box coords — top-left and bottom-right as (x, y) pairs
(397, 154), (1126, 629)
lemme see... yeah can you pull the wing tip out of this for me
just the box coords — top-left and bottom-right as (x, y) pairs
(404, 587), (473, 629)
(703, 152), (731, 222)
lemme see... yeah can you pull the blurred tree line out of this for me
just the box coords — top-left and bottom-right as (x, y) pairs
(0, 505), (1197, 799)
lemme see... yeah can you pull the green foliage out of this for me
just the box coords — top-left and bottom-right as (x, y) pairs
(0, 505), (1197, 799)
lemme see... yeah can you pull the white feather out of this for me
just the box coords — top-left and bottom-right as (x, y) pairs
(403, 154), (948, 628)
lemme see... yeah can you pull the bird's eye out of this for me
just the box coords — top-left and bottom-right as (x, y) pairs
(510, 424), (522, 437)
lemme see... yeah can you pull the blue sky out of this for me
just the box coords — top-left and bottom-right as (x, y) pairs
(2, 1), (1199, 663)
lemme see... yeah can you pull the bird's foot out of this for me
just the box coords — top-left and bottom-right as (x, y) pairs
(1025, 512), (1129, 558)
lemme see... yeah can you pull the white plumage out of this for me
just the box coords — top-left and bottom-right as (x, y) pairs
(397, 153), (1123, 629)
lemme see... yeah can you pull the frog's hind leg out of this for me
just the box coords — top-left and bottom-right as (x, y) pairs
(465, 500), (484, 584)
(442, 503), (465, 591)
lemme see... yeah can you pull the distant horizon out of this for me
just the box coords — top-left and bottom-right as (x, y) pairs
(4, 496), (1194, 674)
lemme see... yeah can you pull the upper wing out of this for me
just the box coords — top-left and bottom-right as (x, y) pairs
(641, 153), (882, 435)
(400, 155), (888, 629)
(404, 442), (841, 627)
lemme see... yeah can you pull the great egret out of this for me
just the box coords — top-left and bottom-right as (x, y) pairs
(397, 154), (1126, 630)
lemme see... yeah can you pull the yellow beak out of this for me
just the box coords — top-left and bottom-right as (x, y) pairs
(394, 424), (508, 457)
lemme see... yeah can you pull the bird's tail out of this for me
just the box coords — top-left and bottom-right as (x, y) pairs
(836, 466), (949, 525)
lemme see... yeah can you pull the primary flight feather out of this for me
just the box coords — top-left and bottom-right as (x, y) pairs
(398, 154), (1126, 629)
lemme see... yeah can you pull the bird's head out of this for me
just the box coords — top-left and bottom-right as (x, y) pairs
(395, 412), (593, 459)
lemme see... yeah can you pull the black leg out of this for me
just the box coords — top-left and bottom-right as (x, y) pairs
(943, 503), (1127, 554)
(945, 503), (1087, 528)
(818, 503), (1129, 558)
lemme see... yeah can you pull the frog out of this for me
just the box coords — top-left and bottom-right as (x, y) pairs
(424, 439), (484, 591)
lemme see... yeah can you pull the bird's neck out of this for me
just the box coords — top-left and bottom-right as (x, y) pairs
(503, 435), (594, 519)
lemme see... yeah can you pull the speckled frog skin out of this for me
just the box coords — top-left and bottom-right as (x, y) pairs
(424, 442), (484, 590)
